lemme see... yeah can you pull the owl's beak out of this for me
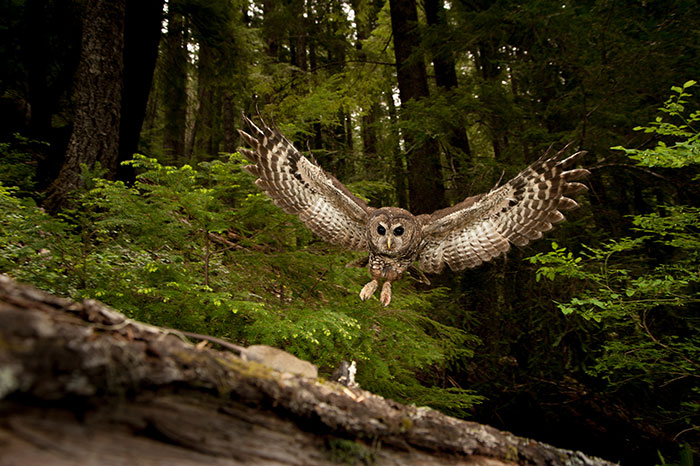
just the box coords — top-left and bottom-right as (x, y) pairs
(386, 236), (392, 250)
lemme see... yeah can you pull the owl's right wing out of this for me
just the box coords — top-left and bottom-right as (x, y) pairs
(238, 116), (372, 251)
(417, 146), (589, 273)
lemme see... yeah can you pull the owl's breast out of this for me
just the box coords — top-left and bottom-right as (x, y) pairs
(368, 252), (415, 281)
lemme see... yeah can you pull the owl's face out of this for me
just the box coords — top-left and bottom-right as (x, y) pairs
(367, 208), (420, 256)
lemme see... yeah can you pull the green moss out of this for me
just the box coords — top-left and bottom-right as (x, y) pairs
(324, 438), (375, 465)
(505, 445), (519, 462)
(399, 417), (413, 432)
(0, 364), (21, 399)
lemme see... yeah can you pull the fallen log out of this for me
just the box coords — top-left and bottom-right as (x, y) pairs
(0, 274), (615, 465)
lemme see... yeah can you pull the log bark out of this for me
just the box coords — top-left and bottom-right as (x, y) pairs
(0, 275), (614, 466)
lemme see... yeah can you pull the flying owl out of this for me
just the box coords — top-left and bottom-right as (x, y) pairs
(238, 116), (589, 306)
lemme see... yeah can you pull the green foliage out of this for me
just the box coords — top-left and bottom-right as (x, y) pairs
(657, 442), (695, 466)
(324, 437), (375, 465)
(0, 134), (45, 197)
(529, 84), (700, 455)
(612, 80), (700, 171)
(346, 180), (397, 207)
(0, 184), (78, 294)
(0, 153), (482, 414)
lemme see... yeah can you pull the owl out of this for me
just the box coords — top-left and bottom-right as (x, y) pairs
(238, 116), (589, 306)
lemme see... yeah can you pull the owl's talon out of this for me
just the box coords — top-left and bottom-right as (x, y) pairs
(359, 280), (378, 301)
(380, 281), (392, 306)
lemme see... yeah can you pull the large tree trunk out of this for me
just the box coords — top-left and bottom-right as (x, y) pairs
(361, 103), (380, 177)
(474, 41), (507, 160)
(424, 0), (458, 91)
(388, 0), (445, 214)
(162, 10), (188, 162)
(289, 0), (308, 72)
(43, 0), (126, 212)
(386, 86), (408, 209)
(349, 0), (383, 180)
(22, 0), (55, 142)
(117, 0), (164, 181)
(424, 0), (472, 201)
(262, 0), (281, 60)
(23, 0), (81, 191)
(221, 90), (239, 153)
(0, 275), (616, 466)
(192, 41), (217, 158)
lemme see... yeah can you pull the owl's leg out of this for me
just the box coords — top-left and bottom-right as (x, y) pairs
(359, 279), (379, 301)
(380, 281), (392, 307)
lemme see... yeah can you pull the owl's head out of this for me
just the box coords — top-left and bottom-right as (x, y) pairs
(367, 207), (420, 256)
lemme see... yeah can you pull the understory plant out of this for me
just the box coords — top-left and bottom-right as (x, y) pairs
(0, 152), (483, 415)
(529, 81), (700, 459)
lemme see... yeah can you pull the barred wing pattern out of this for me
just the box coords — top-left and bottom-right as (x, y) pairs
(238, 116), (372, 251)
(418, 148), (589, 273)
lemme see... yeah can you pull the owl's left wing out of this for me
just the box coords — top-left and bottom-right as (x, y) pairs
(238, 116), (372, 251)
(417, 146), (589, 273)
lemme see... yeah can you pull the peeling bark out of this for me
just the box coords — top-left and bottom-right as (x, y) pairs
(0, 275), (614, 465)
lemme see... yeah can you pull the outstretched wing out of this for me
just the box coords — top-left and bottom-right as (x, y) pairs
(238, 116), (372, 251)
(417, 146), (589, 273)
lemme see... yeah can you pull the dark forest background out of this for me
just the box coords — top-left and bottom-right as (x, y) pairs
(1, 0), (699, 464)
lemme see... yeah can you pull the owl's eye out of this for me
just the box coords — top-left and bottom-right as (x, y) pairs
(377, 225), (386, 235)
(393, 226), (404, 236)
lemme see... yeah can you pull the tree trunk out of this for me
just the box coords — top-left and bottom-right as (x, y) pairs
(388, 0), (445, 214)
(475, 41), (507, 160)
(262, 0), (280, 59)
(221, 91), (238, 153)
(361, 103), (380, 178)
(193, 42), (216, 158)
(424, 0), (472, 200)
(386, 87), (408, 209)
(349, 0), (383, 179)
(22, 0), (80, 142)
(43, 0), (126, 212)
(117, 0), (164, 180)
(424, 0), (458, 90)
(344, 111), (354, 179)
(23, 0), (82, 191)
(162, 10), (188, 162)
(290, 0), (308, 72)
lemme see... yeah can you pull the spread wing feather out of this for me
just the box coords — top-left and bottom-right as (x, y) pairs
(238, 116), (372, 251)
(418, 146), (589, 273)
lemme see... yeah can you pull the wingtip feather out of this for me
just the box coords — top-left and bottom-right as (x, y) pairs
(562, 168), (591, 181)
(558, 197), (579, 210)
(565, 182), (588, 195)
(242, 164), (260, 176)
